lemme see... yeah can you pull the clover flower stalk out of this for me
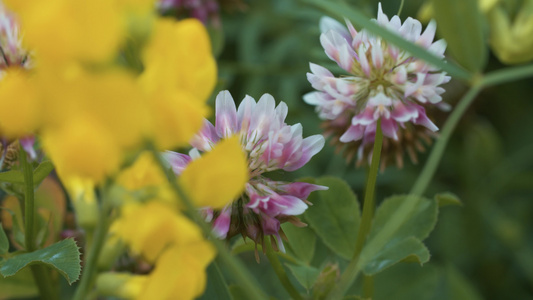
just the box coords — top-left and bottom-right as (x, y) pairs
(304, 4), (450, 169)
(164, 90), (327, 253)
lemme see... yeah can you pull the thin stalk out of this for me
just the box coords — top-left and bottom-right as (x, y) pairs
(397, 0), (405, 16)
(72, 189), (111, 300)
(327, 120), (383, 299)
(410, 85), (482, 196)
(147, 144), (268, 300)
(480, 64), (533, 87)
(265, 239), (304, 300)
(20, 147), (57, 300)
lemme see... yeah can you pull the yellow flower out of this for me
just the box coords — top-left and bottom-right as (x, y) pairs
(139, 18), (217, 149)
(179, 136), (249, 209)
(141, 18), (217, 101)
(41, 116), (122, 183)
(97, 241), (214, 300)
(6, 0), (124, 63)
(108, 200), (216, 299)
(0, 68), (40, 138)
(111, 201), (205, 262)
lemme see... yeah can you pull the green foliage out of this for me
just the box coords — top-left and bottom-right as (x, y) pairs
(0, 161), (54, 187)
(198, 262), (233, 300)
(0, 238), (81, 284)
(303, 176), (361, 260)
(359, 195), (438, 275)
(432, 0), (487, 73)
(435, 192), (462, 207)
(281, 223), (316, 264)
(285, 263), (321, 290)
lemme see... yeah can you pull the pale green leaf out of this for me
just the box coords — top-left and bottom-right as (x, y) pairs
(285, 263), (320, 290)
(281, 223), (316, 264)
(303, 176), (360, 260)
(362, 237), (430, 275)
(435, 192), (462, 207)
(32, 161), (54, 187)
(0, 267), (38, 299)
(359, 195), (438, 275)
(0, 238), (81, 284)
(432, 0), (487, 72)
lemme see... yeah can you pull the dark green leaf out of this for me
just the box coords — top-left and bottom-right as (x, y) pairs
(1, 222), (9, 255)
(285, 263), (320, 290)
(443, 264), (483, 300)
(0, 238), (81, 284)
(362, 237), (430, 275)
(281, 223), (316, 264)
(359, 195), (438, 275)
(303, 176), (360, 260)
(198, 262), (233, 300)
(432, 0), (487, 72)
(435, 192), (462, 207)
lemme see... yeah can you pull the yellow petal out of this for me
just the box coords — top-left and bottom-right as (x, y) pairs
(10, 0), (124, 63)
(142, 18), (217, 101)
(138, 242), (215, 300)
(179, 136), (248, 209)
(116, 152), (168, 190)
(41, 116), (121, 183)
(97, 273), (148, 299)
(0, 69), (40, 138)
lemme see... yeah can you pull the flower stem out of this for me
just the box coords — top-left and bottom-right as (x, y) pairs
(265, 239), (303, 300)
(148, 144), (268, 300)
(19, 146), (57, 300)
(72, 188), (111, 300)
(327, 120), (383, 299)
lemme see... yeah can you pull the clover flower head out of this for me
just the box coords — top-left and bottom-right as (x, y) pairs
(165, 90), (327, 252)
(158, 0), (220, 26)
(304, 3), (450, 168)
(0, 3), (28, 70)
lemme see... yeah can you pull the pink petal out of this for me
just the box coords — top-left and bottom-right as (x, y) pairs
(215, 91), (238, 138)
(212, 205), (232, 239)
(162, 151), (192, 175)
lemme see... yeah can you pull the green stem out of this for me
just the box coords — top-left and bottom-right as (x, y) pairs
(265, 239), (303, 300)
(327, 120), (383, 300)
(410, 85), (482, 196)
(397, 0), (405, 15)
(72, 189), (111, 300)
(480, 63), (533, 87)
(148, 144), (268, 300)
(20, 147), (57, 300)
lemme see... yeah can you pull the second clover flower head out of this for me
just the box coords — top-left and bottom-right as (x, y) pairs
(304, 3), (450, 168)
(164, 90), (327, 252)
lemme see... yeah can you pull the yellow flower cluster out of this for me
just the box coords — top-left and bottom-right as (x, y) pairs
(0, 1), (248, 299)
(0, 0), (216, 183)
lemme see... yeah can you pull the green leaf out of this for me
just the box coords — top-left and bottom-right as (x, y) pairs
(303, 176), (360, 260)
(432, 0), (487, 73)
(362, 237), (430, 275)
(303, 0), (472, 80)
(1, 222), (9, 255)
(285, 263), (320, 290)
(32, 161), (54, 187)
(0, 161), (54, 187)
(0, 170), (24, 184)
(435, 192), (462, 207)
(359, 195), (438, 275)
(281, 223), (316, 264)
(198, 262), (233, 300)
(0, 238), (81, 284)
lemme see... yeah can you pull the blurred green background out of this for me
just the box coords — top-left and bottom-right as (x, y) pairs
(205, 0), (533, 299)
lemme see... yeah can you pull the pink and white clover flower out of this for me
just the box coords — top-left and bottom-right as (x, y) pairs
(164, 90), (327, 252)
(305, 3), (450, 168)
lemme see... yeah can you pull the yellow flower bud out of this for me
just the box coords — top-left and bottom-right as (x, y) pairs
(489, 0), (533, 64)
